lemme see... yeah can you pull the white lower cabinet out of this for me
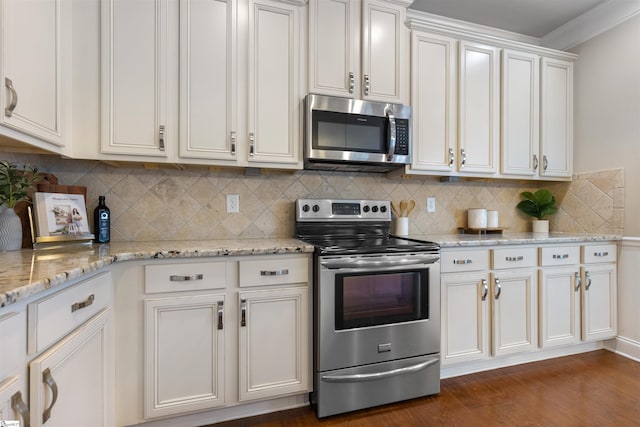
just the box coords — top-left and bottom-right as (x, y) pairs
(144, 293), (226, 418)
(443, 242), (618, 371)
(238, 286), (309, 402)
(29, 308), (114, 427)
(118, 254), (311, 424)
(0, 311), (28, 426)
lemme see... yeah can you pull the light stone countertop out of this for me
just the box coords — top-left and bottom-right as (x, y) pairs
(0, 238), (314, 308)
(409, 232), (622, 248)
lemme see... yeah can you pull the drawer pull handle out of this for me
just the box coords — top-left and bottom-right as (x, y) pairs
(594, 251), (609, 257)
(42, 368), (59, 424)
(585, 271), (592, 290)
(260, 269), (289, 276)
(505, 256), (524, 262)
(217, 301), (224, 330)
(240, 299), (247, 327)
(553, 254), (569, 259)
(453, 259), (472, 265)
(481, 279), (488, 301)
(575, 271), (581, 292)
(11, 390), (30, 427)
(71, 294), (94, 313)
(169, 274), (204, 282)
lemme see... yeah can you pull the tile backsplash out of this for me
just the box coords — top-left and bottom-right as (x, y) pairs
(2, 153), (624, 241)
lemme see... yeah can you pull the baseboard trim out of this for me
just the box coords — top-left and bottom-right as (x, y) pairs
(441, 342), (603, 379)
(604, 336), (640, 362)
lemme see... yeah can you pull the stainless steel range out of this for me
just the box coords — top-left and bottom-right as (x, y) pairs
(295, 198), (441, 418)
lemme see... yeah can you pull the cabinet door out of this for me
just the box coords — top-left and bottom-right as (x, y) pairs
(309, 0), (359, 98)
(361, 0), (407, 103)
(491, 269), (536, 356)
(29, 308), (114, 427)
(540, 57), (573, 178)
(581, 264), (617, 341)
(441, 272), (489, 365)
(247, 0), (303, 166)
(179, 0), (237, 161)
(539, 267), (581, 348)
(144, 293), (225, 418)
(238, 286), (310, 402)
(0, 376), (28, 426)
(458, 41), (500, 174)
(101, 0), (170, 157)
(410, 31), (457, 173)
(0, 0), (66, 146)
(501, 50), (539, 177)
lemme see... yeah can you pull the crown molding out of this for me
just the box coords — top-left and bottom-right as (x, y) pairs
(541, 0), (640, 50)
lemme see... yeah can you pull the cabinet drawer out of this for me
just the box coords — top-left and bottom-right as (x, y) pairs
(441, 249), (489, 273)
(28, 272), (112, 354)
(492, 247), (537, 269)
(582, 244), (617, 264)
(145, 262), (228, 294)
(239, 255), (309, 287)
(539, 246), (580, 266)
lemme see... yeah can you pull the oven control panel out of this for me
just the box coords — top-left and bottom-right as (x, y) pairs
(296, 199), (391, 221)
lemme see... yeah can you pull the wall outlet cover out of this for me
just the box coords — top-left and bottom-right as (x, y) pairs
(227, 194), (240, 213)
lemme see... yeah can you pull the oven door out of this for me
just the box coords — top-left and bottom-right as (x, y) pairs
(317, 253), (440, 372)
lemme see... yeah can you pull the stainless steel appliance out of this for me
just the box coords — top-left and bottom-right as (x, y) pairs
(304, 94), (412, 172)
(295, 199), (441, 418)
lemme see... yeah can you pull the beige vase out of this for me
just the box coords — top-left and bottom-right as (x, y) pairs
(532, 219), (549, 234)
(0, 206), (23, 251)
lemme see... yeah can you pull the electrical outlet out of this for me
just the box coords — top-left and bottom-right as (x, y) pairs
(226, 194), (239, 213)
(427, 197), (436, 213)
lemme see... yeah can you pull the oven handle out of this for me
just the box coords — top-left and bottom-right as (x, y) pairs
(320, 357), (439, 383)
(321, 254), (439, 270)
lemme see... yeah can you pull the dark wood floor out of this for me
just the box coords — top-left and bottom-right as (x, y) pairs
(212, 350), (640, 426)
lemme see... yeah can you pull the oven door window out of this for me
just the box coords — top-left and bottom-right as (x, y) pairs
(335, 269), (428, 330)
(312, 111), (386, 153)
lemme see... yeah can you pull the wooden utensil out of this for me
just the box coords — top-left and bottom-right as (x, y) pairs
(391, 201), (401, 217)
(399, 200), (407, 217)
(406, 200), (416, 216)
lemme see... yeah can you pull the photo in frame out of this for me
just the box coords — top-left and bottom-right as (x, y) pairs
(33, 192), (92, 238)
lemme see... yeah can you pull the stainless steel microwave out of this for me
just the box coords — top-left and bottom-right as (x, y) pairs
(304, 94), (412, 172)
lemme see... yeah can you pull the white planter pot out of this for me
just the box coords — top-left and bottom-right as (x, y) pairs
(532, 219), (549, 234)
(0, 207), (23, 251)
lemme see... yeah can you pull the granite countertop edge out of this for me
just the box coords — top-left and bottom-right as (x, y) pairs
(0, 238), (315, 309)
(423, 232), (623, 248)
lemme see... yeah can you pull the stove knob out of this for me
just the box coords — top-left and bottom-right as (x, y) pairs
(372, 205), (379, 213)
(312, 204), (320, 213)
(363, 205), (370, 213)
(380, 205), (387, 213)
(302, 204), (310, 212)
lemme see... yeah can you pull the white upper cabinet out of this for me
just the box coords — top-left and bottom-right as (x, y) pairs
(458, 41), (500, 175)
(179, 0), (238, 161)
(247, 0), (304, 166)
(409, 31), (457, 173)
(540, 57), (573, 179)
(0, 0), (69, 149)
(309, 0), (409, 103)
(501, 49), (540, 177)
(100, 0), (174, 158)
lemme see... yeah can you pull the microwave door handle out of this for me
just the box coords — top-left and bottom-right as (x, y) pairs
(385, 107), (396, 161)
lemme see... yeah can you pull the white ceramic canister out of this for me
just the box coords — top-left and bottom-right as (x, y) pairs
(487, 210), (499, 228)
(467, 208), (488, 229)
(394, 217), (409, 236)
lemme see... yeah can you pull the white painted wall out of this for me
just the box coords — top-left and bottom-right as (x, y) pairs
(572, 16), (640, 360)
(571, 14), (640, 237)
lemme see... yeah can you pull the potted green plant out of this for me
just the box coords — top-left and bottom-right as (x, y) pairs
(0, 160), (40, 251)
(516, 189), (558, 233)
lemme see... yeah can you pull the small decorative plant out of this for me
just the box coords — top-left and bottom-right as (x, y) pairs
(0, 160), (41, 209)
(516, 189), (558, 220)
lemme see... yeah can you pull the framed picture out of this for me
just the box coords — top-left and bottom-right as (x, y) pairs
(31, 192), (94, 246)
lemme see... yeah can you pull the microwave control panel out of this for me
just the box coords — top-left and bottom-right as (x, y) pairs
(394, 119), (410, 155)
